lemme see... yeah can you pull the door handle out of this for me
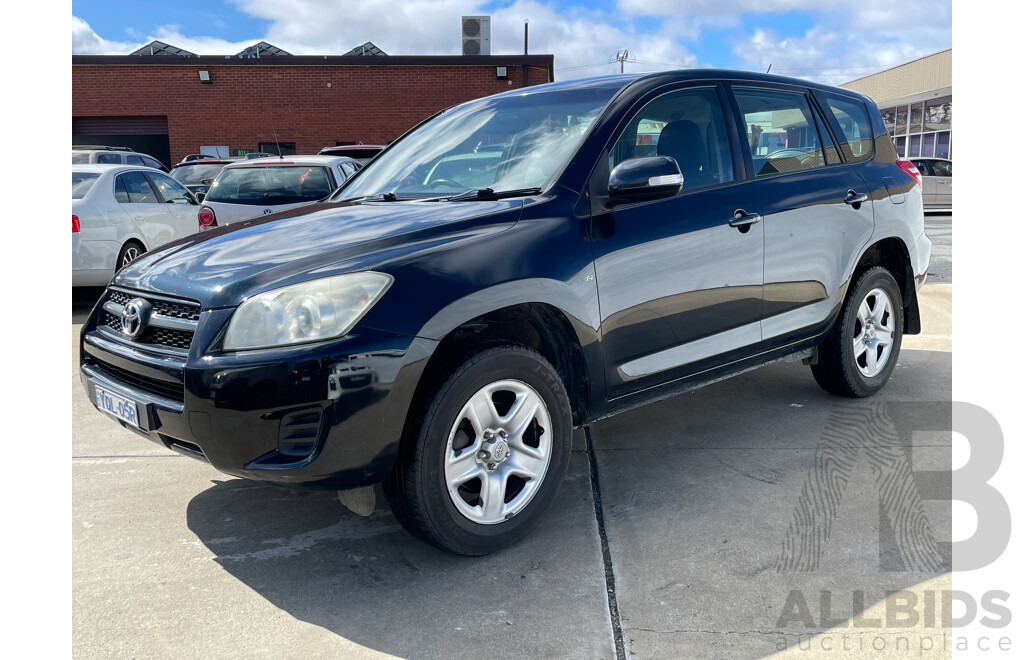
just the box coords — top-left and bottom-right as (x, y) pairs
(134, 215), (144, 222)
(844, 190), (869, 205)
(729, 210), (761, 229)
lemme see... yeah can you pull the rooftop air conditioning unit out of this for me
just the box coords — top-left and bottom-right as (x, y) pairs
(462, 16), (491, 56)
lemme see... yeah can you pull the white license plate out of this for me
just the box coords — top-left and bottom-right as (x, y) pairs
(95, 385), (140, 429)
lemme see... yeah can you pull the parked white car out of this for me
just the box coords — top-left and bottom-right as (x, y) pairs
(72, 165), (201, 286)
(197, 155), (361, 229)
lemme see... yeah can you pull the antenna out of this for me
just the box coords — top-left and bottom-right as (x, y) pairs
(272, 126), (283, 158)
(766, 63), (772, 74)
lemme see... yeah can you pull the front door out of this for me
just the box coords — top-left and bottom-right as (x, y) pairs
(588, 83), (765, 399)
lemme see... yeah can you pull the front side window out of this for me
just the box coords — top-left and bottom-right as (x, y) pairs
(734, 88), (827, 177)
(609, 86), (734, 191)
(932, 160), (952, 177)
(96, 153), (120, 164)
(117, 172), (160, 203)
(824, 95), (874, 162)
(149, 173), (192, 204)
(206, 166), (335, 205)
(336, 84), (621, 199)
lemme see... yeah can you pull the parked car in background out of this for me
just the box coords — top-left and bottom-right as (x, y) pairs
(244, 152), (276, 160)
(80, 70), (929, 555)
(179, 154), (219, 163)
(910, 157), (952, 211)
(169, 158), (237, 199)
(319, 144), (385, 165)
(72, 164), (200, 286)
(198, 155), (361, 229)
(72, 148), (169, 172)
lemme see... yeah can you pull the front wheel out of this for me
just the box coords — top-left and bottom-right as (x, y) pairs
(812, 266), (904, 397)
(383, 345), (573, 555)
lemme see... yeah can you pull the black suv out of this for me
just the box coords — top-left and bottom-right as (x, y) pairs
(80, 70), (930, 555)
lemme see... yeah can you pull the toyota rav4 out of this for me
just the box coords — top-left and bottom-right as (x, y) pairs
(80, 70), (930, 555)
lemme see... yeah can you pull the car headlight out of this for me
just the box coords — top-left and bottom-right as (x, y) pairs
(223, 272), (393, 350)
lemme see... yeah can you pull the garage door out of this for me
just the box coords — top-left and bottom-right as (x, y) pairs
(72, 116), (171, 169)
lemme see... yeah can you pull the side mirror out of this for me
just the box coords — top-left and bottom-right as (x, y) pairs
(608, 156), (683, 203)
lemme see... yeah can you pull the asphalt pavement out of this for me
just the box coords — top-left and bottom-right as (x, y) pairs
(73, 220), (953, 659)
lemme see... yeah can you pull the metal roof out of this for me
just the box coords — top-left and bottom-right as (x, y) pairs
(235, 41), (291, 58)
(343, 42), (387, 57)
(130, 40), (196, 57)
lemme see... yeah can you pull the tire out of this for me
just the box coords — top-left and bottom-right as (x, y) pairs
(812, 266), (904, 397)
(116, 241), (145, 271)
(383, 345), (573, 555)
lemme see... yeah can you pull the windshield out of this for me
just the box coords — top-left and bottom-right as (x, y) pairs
(72, 172), (100, 199)
(171, 163), (228, 185)
(336, 85), (619, 199)
(205, 165), (336, 206)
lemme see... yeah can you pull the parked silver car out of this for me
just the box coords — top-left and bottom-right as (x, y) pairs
(910, 157), (952, 211)
(72, 165), (200, 286)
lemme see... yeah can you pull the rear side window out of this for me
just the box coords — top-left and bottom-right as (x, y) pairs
(609, 86), (735, 191)
(932, 160), (951, 177)
(96, 153), (120, 164)
(733, 88), (826, 177)
(823, 95), (874, 162)
(117, 171), (160, 203)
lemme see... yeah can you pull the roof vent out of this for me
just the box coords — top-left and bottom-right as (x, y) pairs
(235, 41), (291, 58)
(130, 40), (196, 57)
(343, 42), (387, 57)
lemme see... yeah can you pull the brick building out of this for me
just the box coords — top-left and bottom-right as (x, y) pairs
(72, 41), (555, 167)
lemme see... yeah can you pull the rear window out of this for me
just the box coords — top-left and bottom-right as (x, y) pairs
(324, 147), (382, 159)
(72, 172), (100, 199)
(171, 163), (228, 185)
(71, 152), (89, 164)
(205, 165), (336, 205)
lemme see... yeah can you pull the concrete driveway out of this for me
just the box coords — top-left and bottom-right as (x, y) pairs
(73, 219), (952, 658)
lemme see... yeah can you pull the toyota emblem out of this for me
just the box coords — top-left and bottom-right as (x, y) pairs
(120, 298), (151, 338)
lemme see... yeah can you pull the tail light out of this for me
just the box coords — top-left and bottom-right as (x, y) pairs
(198, 205), (217, 228)
(896, 159), (922, 189)
(72, 214), (80, 233)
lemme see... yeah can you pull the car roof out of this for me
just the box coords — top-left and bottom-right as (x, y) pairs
(171, 159), (237, 167)
(222, 155), (358, 168)
(482, 69), (875, 106)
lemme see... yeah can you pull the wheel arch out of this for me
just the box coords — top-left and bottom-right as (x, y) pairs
(852, 236), (921, 335)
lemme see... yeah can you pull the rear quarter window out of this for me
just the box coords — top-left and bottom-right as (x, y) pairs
(823, 95), (875, 162)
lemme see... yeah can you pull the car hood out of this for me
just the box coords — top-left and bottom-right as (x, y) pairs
(112, 198), (524, 308)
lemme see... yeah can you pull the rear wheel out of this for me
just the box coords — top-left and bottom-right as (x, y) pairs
(384, 345), (572, 555)
(812, 266), (903, 397)
(116, 241), (145, 271)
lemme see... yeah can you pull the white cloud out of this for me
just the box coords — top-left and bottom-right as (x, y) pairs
(72, 16), (139, 55)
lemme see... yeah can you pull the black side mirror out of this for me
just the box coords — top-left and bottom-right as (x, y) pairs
(608, 156), (683, 203)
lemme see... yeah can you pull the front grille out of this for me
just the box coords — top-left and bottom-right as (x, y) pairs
(102, 288), (201, 351)
(92, 359), (185, 402)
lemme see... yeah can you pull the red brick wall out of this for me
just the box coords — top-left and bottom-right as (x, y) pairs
(72, 64), (551, 162)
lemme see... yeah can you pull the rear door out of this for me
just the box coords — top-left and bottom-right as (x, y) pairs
(930, 159), (952, 207)
(729, 84), (874, 345)
(115, 170), (177, 249)
(589, 82), (765, 398)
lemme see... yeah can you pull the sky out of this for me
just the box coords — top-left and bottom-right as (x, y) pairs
(71, 0), (951, 84)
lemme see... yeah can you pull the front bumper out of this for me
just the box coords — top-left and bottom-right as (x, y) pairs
(80, 313), (436, 490)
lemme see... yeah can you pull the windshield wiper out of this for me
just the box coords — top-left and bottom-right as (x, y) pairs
(333, 191), (402, 203)
(445, 187), (543, 201)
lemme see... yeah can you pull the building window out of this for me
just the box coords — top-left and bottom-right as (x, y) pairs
(259, 141), (296, 156)
(881, 96), (952, 159)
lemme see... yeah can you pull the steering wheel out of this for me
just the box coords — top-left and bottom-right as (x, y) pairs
(427, 178), (461, 189)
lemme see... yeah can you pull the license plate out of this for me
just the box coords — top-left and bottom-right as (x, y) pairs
(95, 385), (140, 429)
